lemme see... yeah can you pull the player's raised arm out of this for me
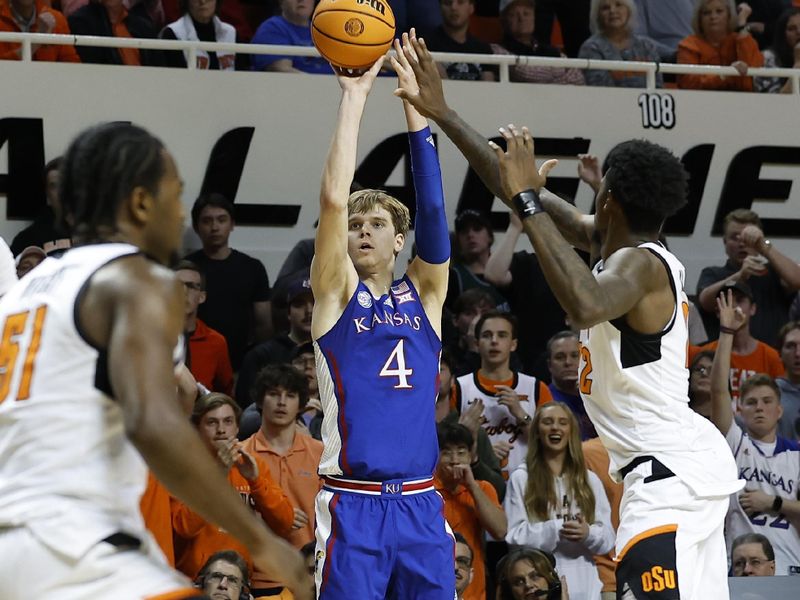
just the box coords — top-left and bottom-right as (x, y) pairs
(710, 290), (744, 436)
(391, 32), (449, 332)
(487, 125), (666, 330)
(81, 259), (310, 600)
(311, 59), (384, 339)
(394, 31), (593, 251)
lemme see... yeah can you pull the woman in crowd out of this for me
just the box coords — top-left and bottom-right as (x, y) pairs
(755, 7), (800, 93)
(160, 0), (238, 70)
(496, 548), (570, 600)
(491, 0), (584, 84)
(677, 0), (763, 90)
(505, 403), (614, 599)
(579, 0), (662, 87)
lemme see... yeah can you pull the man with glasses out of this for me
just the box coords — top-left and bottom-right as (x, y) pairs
(197, 550), (251, 599)
(454, 533), (475, 600)
(731, 533), (776, 577)
(435, 422), (507, 600)
(175, 260), (233, 396)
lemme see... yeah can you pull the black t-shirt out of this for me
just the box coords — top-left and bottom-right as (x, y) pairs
(423, 26), (497, 81)
(502, 251), (568, 378)
(235, 333), (297, 407)
(185, 249), (271, 369)
(696, 260), (793, 348)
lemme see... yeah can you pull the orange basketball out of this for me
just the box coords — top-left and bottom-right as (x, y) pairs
(311, 0), (396, 70)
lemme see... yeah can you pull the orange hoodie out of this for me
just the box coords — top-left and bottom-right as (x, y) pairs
(677, 32), (763, 91)
(0, 0), (80, 62)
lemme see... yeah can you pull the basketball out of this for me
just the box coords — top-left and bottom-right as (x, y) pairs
(311, 0), (396, 70)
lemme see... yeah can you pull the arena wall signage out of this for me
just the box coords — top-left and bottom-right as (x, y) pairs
(1, 62), (798, 290)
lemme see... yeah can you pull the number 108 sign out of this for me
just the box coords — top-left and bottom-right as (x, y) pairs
(638, 93), (676, 130)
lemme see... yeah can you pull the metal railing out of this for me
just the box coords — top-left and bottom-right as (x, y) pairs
(1, 31), (799, 93)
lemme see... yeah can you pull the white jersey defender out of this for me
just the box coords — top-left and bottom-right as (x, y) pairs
(0, 244), (191, 599)
(579, 242), (743, 599)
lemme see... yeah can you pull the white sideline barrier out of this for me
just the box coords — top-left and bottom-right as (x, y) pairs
(1, 34), (799, 290)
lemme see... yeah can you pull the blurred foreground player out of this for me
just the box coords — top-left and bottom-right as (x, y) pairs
(310, 34), (455, 599)
(0, 123), (309, 600)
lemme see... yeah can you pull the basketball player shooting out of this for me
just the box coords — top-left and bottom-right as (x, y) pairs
(0, 123), (310, 600)
(310, 33), (455, 599)
(391, 32), (743, 598)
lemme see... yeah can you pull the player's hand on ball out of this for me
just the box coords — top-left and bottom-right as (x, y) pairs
(716, 290), (746, 332)
(334, 55), (385, 94)
(489, 124), (558, 203)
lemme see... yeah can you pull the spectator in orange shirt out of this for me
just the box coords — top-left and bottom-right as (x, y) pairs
(172, 392), (294, 579)
(435, 422), (507, 600)
(677, 0), (763, 90)
(0, 0), (80, 62)
(242, 364), (323, 595)
(68, 0), (163, 65)
(690, 280), (784, 403)
(174, 260), (234, 396)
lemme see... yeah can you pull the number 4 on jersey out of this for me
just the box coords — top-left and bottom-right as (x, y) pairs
(379, 339), (414, 389)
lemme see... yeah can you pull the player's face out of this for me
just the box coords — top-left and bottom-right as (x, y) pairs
(547, 337), (580, 391)
(347, 207), (404, 274)
(700, 0), (731, 37)
(598, 0), (630, 32)
(454, 541), (473, 595)
(288, 294), (314, 336)
(508, 558), (550, 599)
(196, 206), (234, 251)
(780, 328), (800, 381)
(147, 151), (186, 265)
(203, 559), (245, 599)
(456, 225), (492, 260)
(504, 4), (535, 41)
(739, 385), (782, 438)
(176, 268), (205, 317)
(537, 404), (571, 456)
(440, 0), (474, 30)
(261, 386), (301, 428)
(477, 317), (517, 367)
(723, 221), (751, 265)
(731, 542), (775, 576)
(689, 356), (712, 396)
(198, 404), (239, 447)
(786, 14), (800, 48)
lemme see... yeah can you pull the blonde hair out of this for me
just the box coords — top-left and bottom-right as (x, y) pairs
(589, 0), (637, 35)
(347, 189), (411, 237)
(523, 403), (596, 523)
(692, 0), (738, 37)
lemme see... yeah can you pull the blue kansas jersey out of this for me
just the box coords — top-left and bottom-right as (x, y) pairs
(314, 275), (441, 480)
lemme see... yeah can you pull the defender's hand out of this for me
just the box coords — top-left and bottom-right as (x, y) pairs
(489, 125), (557, 203)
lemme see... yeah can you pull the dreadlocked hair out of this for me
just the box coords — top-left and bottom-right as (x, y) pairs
(60, 123), (166, 244)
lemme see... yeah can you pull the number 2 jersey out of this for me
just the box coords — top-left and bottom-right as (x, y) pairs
(578, 242), (742, 499)
(314, 275), (440, 480)
(0, 244), (172, 561)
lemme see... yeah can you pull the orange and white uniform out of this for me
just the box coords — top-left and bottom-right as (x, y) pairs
(0, 244), (200, 599)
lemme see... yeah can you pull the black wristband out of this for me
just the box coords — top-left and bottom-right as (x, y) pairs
(772, 495), (783, 513)
(512, 189), (544, 219)
(719, 326), (737, 335)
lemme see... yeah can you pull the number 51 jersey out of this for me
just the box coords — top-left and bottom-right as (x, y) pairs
(314, 275), (441, 481)
(0, 244), (161, 561)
